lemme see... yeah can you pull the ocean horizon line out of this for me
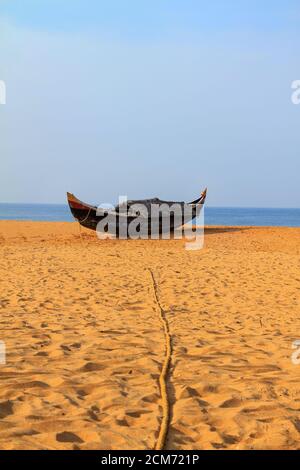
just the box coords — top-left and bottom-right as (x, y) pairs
(0, 202), (300, 211)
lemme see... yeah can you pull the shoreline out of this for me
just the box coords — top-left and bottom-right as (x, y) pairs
(1, 219), (300, 228)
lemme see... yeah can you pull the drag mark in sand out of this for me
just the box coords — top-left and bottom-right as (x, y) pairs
(148, 269), (172, 450)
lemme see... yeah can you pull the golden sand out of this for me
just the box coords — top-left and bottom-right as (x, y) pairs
(0, 221), (300, 450)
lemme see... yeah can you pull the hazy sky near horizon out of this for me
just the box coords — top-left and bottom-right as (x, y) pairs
(0, 1), (299, 207)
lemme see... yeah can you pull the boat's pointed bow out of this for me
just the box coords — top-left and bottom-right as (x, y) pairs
(201, 187), (207, 202)
(66, 192), (91, 211)
(188, 187), (208, 206)
(67, 192), (79, 205)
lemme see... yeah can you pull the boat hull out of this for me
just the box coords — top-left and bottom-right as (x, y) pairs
(67, 191), (206, 237)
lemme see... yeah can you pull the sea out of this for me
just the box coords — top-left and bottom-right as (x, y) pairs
(0, 203), (299, 227)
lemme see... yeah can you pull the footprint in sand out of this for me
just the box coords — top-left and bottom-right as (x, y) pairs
(0, 400), (14, 419)
(220, 397), (243, 408)
(56, 431), (83, 443)
(80, 362), (106, 372)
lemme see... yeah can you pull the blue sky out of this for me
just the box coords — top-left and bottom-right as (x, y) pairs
(0, 1), (299, 206)
(1, 0), (299, 34)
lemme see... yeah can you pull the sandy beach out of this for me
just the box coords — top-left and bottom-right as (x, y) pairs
(0, 221), (300, 450)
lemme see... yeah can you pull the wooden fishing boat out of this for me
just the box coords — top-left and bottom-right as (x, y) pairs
(67, 189), (207, 236)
